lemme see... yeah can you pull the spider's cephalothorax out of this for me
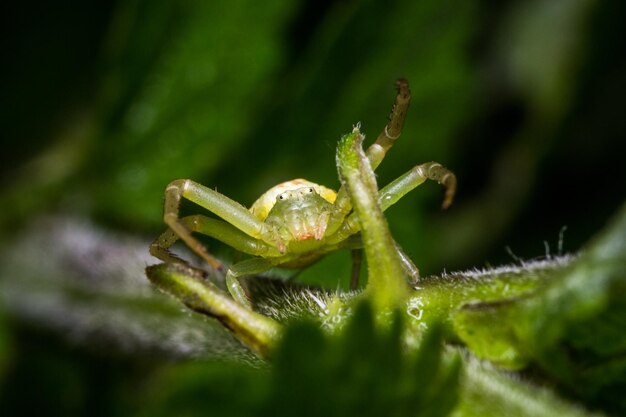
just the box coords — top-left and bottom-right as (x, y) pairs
(253, 180), (336, 254)
(150, 79), (457, 309)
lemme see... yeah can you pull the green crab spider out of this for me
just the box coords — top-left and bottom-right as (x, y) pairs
(150, 79), (456, 309)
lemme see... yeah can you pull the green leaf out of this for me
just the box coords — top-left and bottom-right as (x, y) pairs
(406, 256), (572, 340)
(88, 0), (299, 226)
(139, 302), (460, 417)
(146, 262), (282, 358)
(138, 361), (269, 417)
(454, 202), (626, 412)
(456, 357), (599, 417)
(0, 216), (257, 363)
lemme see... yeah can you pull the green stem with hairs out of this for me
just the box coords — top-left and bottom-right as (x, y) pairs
(336, 126), (410, 311)
(146, 263), (281, 358)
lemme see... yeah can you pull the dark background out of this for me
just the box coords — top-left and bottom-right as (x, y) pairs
(0, 0), (625, 415)
(2, 0), (625, 279)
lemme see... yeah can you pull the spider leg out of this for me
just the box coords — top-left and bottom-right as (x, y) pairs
(393, 240), (420, 284)
(327, 162), (456, 243)
(379, 162), (457, 210)
(338, 237), (418, 287)
(367, 78), (411, 170)
(350, 249), (363, 290)
(225, 257), (286, 309)
(150, 228), (193, 266)
(151, 215), (280, 267)
(327, 79), (411, 235)
(151, 214), (287, 308)
(328, 161), (454, 286)
(156, 179), (267, 269)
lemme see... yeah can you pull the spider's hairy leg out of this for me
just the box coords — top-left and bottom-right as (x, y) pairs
(350, 249), (363, 290)
(393, 240), (420, 284)
(151, 215), (282, 268)
(346, 242), (417, 289)
(225, 257), (284, 309)
(150, 228), (191, 266)
(155, 179), (267, 269)
(379, 162), (457, 210)
(367, 78), (411, 170)
(152, 213), (290, 309)
(327, 79), (411, 235)
(326, 161), (456, 252)
(335, 237), (419, 287)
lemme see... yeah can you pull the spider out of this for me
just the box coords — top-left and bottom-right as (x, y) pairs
(150, 79), (456, 310)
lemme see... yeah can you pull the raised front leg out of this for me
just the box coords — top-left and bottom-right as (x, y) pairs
(379, 162), (456, 210)
(327, 161), (456, 245)
(366, 78), (411, 170)
(327, 79), (412, 235)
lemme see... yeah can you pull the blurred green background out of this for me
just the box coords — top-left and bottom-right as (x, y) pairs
(0, 0), (625, 415)
(2, 0), (625, 274)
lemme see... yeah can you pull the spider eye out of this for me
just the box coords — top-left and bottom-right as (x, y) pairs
(308, 188), (314, 193)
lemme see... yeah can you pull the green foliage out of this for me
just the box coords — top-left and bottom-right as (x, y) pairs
(146, 262), (282, 358)
(0, 218), (256, 363)
(0, 313), (10, 386)
(91, 0), (299, 225)
(140, 303), (460, 417)
(456, 357), (597, 417)
(337, 128), (409, 310)
(1, 0), (624, 415)
(453, 203), (626, 413)
(406, 257), (562, 339)
(2, 204), (622, 415)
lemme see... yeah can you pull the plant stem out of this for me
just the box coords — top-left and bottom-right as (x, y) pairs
(336, 126), (409, 312)
(146, 263), (282, 358)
